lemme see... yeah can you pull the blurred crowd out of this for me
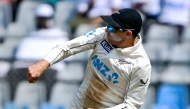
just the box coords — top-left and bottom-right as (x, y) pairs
(0, 0), (190, 109)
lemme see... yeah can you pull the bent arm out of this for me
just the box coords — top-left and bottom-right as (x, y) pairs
(27, 27), (106, 83)
(44, 27), (105, 65)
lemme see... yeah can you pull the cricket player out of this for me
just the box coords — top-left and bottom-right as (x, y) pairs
(27, 8), (151, 109)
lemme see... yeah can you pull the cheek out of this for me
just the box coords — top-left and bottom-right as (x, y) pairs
(110, 33), (123, 41)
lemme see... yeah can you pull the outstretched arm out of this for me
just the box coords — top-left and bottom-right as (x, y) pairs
(27, 59), (50, 83)
(27, 27), (106, 83)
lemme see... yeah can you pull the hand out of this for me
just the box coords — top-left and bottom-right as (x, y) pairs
(27, 60), (50, 83)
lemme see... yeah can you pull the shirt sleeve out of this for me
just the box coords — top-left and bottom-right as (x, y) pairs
(106, 61), (151, 109)
(44, 27), (106, 65)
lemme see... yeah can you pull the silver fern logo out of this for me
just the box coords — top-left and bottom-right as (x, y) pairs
(116, 59), (131, 66)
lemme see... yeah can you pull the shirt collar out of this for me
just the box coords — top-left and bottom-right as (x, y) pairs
(115, 34), (142, 54)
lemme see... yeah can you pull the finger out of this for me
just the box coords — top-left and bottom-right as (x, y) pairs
(29, 78), (35, 83)
(30, 78), (38, 83)
(28, 76), (35, 83)
(27, 68), (32, 79)
(30, 77), (39, 83)
(27, 72), (30, 79)
(29, 79), (36, 83)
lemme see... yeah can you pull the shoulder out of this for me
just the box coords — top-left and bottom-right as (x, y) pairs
(134, 44), (151, 71)
(85, 27), (106, 36)
(132, 57), (151, 75)
(137, 58), (151, 69)
(84, 27), (106, 40)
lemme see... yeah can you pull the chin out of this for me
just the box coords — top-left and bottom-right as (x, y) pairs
(107, 35), (117, 45)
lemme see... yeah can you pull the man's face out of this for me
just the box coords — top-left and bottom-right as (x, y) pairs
(106, 24), (125, 45)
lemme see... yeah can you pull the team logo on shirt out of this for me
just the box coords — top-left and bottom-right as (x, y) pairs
(100, 40), (113, 53)
(91, 55), (119, 84)
(84, 29), (96, 37)
(139, 78), (149, 86)
(116, 59), (132, 66)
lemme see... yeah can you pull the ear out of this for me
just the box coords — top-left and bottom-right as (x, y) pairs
(125, 30), (133, 38)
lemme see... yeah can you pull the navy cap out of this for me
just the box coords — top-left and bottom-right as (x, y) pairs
(100, 8), (142, 33)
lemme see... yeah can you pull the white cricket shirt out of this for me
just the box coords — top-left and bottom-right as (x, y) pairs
(44, 27), (151, 109)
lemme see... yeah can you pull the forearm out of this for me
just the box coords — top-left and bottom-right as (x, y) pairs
(44, 27), (105, 65)
(44, 39), (96, 65)
(44, 47), (65, 65)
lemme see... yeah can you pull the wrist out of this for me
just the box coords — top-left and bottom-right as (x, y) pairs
(37, 59), (50, 71)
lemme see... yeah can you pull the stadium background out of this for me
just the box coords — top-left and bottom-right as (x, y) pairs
(0, 0), (190, 109)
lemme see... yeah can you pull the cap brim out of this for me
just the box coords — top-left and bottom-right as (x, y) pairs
(100, 15), (121, 28)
